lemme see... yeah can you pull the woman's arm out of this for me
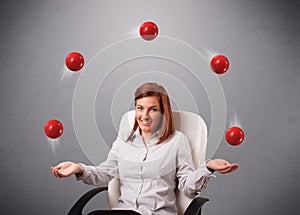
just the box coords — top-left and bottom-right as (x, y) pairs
(176, 133), (213, 197)
(50, 137), (121, 187)
(176, 132), (238, 197)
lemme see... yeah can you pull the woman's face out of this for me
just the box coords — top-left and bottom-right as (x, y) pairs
(135, 96), (162, 136)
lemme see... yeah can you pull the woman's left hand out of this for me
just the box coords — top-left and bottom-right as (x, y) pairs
(206, 158), (239, 174)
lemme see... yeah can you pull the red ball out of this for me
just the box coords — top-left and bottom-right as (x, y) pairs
(210, 55), (230, 74)
(139, 21), (159, 41)
(44, 119), (64, 139)
(225, 126), (244, 146)
(65, 52), (84, 71)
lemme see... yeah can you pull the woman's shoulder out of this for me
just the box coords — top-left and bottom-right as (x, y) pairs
(117, 132), (130, 142)
(173, 130), (188, 139)
(171, 130), (192, 153)
(168, 130), (189, 145)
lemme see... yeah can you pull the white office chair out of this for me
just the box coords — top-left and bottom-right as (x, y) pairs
(69, 110), (209, 215)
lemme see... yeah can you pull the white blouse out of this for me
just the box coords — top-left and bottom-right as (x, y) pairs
(77, 130), (214, 215)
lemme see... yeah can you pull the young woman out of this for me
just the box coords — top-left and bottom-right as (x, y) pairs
(51, 83), (238, 214)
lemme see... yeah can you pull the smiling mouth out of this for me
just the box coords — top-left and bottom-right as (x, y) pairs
(140, 120), (152, 126)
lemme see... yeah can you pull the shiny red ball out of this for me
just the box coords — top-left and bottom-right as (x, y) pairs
(44, 119), (64, 139)
(65, 52), (84, 71)
(210, 55), (230, 74)
(226, 126), (244, 146)
(139, 21), (158, 41)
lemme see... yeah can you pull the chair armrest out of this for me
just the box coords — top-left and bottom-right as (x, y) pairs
(68, 187), (108, 215)
(183, 196), (209, 215)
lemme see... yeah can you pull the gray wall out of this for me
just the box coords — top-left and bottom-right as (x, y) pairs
(1, 0), (299, 214)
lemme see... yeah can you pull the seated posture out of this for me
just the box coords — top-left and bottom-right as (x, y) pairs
(51, 82), (238, 215)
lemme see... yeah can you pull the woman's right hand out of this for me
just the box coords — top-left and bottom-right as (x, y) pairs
(51, 161), (84, 178)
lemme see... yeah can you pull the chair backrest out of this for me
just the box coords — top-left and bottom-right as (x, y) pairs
(107, 110), (208, 214)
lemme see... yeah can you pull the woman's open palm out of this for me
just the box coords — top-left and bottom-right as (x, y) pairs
(51, 161), (82, 178)
(206, 158), (239, 174)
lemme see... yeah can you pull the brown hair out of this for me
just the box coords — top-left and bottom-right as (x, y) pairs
(127, 83), (175, 144)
